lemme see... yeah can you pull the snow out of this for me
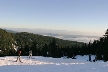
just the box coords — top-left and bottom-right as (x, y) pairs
(0, 55), (108, 72)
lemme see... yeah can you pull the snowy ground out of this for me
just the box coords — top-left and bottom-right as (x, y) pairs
(0, 55), (108, 72)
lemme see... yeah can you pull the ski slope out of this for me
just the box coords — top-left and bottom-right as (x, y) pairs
(0, 55), (108, 72)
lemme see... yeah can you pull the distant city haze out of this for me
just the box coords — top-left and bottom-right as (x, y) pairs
(3, 28), (101, 43)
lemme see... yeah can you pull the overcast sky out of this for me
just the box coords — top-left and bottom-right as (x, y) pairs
(0, 0), (108, 36)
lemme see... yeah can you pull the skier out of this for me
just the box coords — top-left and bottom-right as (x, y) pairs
(46, 52), (49, 57)
(89, 54), (91, 62)
(63, 52), (68, 59)
(16, 49), (23, 63)
(29, 50), (32, 58)
(72, 54), (76, 59)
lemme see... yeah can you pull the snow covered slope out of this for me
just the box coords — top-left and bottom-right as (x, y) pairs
(0, 56), (108, 72)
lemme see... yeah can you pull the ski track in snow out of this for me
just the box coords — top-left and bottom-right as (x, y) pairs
(0, 56), (108, 72)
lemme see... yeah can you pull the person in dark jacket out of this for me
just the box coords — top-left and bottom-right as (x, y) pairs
(16, 49), (23, 63)
(89, 54), (91, 62)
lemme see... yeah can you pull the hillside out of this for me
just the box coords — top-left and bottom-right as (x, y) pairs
(0, 28), (84, 56)
(0, 28), (16, 56)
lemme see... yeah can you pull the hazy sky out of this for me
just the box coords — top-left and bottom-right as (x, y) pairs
(0, 0), (108, 36)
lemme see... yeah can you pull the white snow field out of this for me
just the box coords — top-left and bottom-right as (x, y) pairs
(0, 55), (108, 72)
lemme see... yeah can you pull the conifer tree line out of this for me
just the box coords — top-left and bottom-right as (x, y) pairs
(0, 28), (108, 61)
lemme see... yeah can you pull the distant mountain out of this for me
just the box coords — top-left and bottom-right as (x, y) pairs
(4, 29), (18, 33)
(2, 28), (100, 43)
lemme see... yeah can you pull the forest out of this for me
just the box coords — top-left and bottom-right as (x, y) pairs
(0, 28), (108, 61)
